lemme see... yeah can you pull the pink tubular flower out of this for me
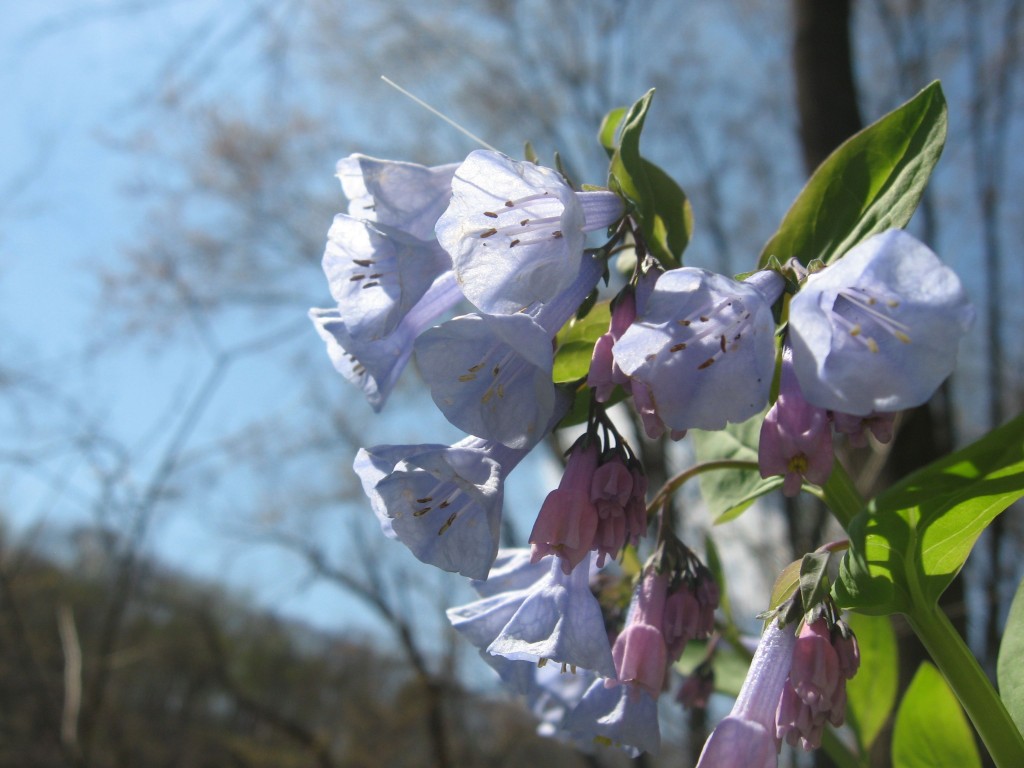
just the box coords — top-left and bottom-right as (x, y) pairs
(588, 288), (638, 402)
(529, 437), (600, 573)
(776, 617), (859, 750)
(590, 452), (635, 566)
(832, 410), (896, 448)
(609, 569), (670, 697)
(759, 345), (833, 496)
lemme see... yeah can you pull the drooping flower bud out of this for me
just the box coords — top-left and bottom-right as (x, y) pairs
(529, 437), (601, 574)
(759, 344), (834, 496)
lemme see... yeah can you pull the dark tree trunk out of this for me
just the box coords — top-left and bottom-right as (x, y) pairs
(792, 0), (863, 173)
(790, 2), (969, 766)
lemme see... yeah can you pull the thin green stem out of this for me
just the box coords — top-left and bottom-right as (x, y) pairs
(907, 603), (1024, 768)
(647, 459), (759, 516)
(814, 458), (864, 529)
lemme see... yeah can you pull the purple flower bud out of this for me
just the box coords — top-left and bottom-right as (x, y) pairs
(677, 663), (715, 710)
(611, 571), (670, 697)
(788, 619), (841, 713)
(529, 439), (600, 574)
(832, 620), (861, 680)
(776, 617), (859, 751)
(587, 289), (637, 402)
(833, 410), (896, 448)
(590, 453), (634, 566)
(436, 150), (624, 315)
(759, 345), (834, 496)
(614, 268), (784, 433)
(788, 229), (974, 415)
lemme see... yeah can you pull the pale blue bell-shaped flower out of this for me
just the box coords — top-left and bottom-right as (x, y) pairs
(564, 679), (661, 757)
(336, 154), (458, 241)
(448, 550), (616, 679)
(415, 254), (603, 448)
(309, 271), (462, 411)
(788, 229), (974, 415)
(354, 437), (515, 579)
(613, 269), (784, 432)
(436, 150), (624, 314)
(321, 216), (454, 342)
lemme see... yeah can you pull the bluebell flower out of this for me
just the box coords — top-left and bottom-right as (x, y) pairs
(696, 619), (797, 768)
(788, 229), (974, 415)
(414, 254), (603, 447)
(355, 437), (514, 579)
(336, 154), (458, 241)
(564, 679), (661, 757)
(321, 216), (454, 343)
(448, 550), (616, 678)
(436, 150), (623, 315)
(354, 394), (571, 578)
(613, 269), (784, 433)
(309, 271), (462, 411)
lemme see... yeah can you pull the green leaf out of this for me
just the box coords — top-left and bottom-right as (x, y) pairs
(799, 552), (831, 613)
(845, 612), (899, 753)
(643, 158), (693, 262)
(769, 558), (802, 612)
(691, 412), (782, 522)
(552, 300), (610, 383)
(998, 576), (1024, 735)
(836, 413), (1024, 615)
(607, 90), (688, 269)
(892, 662), (981, 768)
(598, 107), (626, 155)
(759, 81), (947, 268)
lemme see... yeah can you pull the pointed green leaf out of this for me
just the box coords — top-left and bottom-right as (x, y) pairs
(598, 107), (626, 155)
(998, 576), (1024, 735)
(692, 412), (783, 522)
(607, 90), (689, 268)
(845, 612), (899, 753)
(643, 158), (693, 262)
(836, 413), (1024, 615)
(799, 552), (831, 612)
(892, 662), (981, 768)
(769, 558), (802, 612)
(759, 81), (947, 268)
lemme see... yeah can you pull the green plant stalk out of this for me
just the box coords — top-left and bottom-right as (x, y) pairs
(815, 459), (863, 529)
(906, 601), (1024, 767)
(821, 460), (1024, 766)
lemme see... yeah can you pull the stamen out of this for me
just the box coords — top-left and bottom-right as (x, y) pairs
(438, 511), (458, 535)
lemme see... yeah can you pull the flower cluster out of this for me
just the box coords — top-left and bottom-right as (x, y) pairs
(309, 137), (972, 760)
(697, 605), (860, 766)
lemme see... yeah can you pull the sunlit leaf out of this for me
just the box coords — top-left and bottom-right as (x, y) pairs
(836, 413), (1024, 615)
(845, 612), (899, 753)
(691, 412), (782, 523)
(998, 575), (1024, 735)
(769, 558), (802, 612)
(759, 81), (947, 268)
(892, 662), (981, 768)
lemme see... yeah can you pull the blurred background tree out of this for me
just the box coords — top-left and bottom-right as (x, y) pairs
(1, 1), (1022, 765)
